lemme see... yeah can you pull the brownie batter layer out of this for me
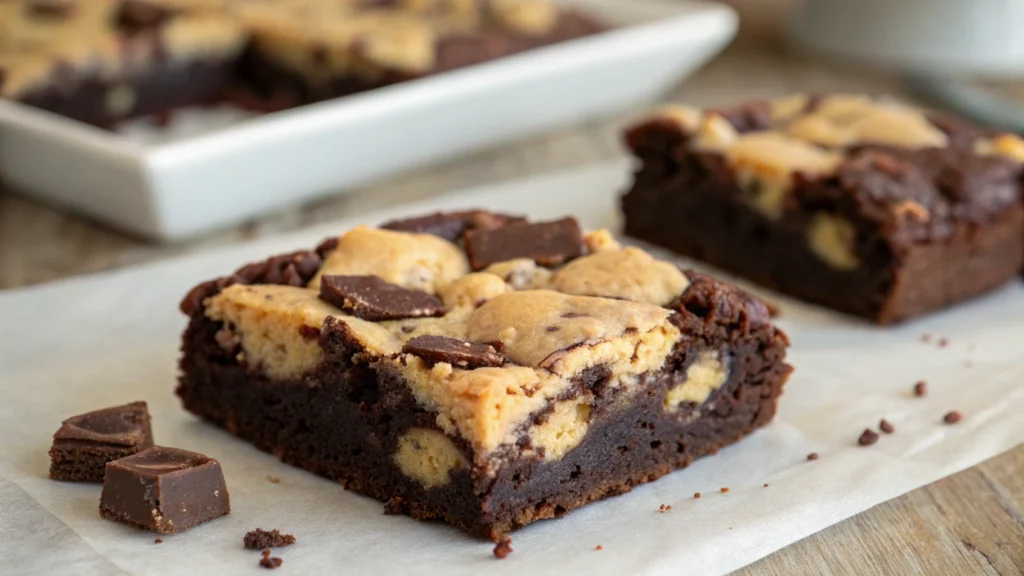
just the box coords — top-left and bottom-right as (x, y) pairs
(178, 278), (788, 539)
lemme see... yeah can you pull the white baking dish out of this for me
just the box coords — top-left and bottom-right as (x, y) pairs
(0, 0), (736, 241)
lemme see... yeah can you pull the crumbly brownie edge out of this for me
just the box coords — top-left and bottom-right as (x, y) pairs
(49, 444), (142, 482)
(176, 294), (790, 539)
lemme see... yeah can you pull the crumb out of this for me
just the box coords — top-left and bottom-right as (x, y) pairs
(913, 381), (927, 397)
(693, 492), (701, 499)
(764, 300), (781, 317)
(659, 504), (666, 513)
(720, 487), (730, 494)
(880, 419), (895, 434)
(938, 337), (948, 348)
(943, 411), (962, 425)
(858, 429), (879, 446)
(266, 475), (280, 484)
(244, 529), (296, 550)
(921, 334), (931, 343)
(493, 537), (513, 559)
(259, 554), (283, 570)
(596, 545), (603, 551)
(806, 452), (819, 461)
(383, 496), (404, 515)
(763, 483), (769, 488)
(154, 538), (163, 544)
(666, 505), (671, 511)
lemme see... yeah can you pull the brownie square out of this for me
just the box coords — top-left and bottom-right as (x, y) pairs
(621, 94), (1024, 324)
(175, 211), (791, 541)
(99, 446), (230, 533)
(48, 401), (154, 482)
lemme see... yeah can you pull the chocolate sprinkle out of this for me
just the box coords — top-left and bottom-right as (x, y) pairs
(401, 335), (504, 369)
(464, 217), (584, 271)
(319, 275), (445, 321)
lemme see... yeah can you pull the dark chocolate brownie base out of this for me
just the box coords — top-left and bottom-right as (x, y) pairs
(622, 143), (1024, 324)
(177, 275), (789, 540)
(17, 59), (236, 130)
(48, 444), (142, 483)
(238, 12), (604, 105)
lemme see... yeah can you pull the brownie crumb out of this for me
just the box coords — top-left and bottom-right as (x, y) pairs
(938, 338), (949, 348)
(493, 537), (513, 559)
(658, 504), (667, 513)
(763, 483), (769, 488)
(720, 487), (730, 494)
(943, 411), (963, 425)
(267, 475), (280, 484)
(858, 429), (880, 446)
(259, 553), (283, 570)
(154, 538), (163, 544)
(913, 381), (928, 397)
(693, 492), (701, 499)
(244, 529), (296, 550)
(806, 452), (819, 461)
(879, 419), (895, 434)
(596, 545), (603, 551)
(383, 497), (405, 515)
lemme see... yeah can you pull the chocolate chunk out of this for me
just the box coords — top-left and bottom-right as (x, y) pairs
(381, 210), (527, 242)
(464, 217), (584, 271)
(49, 402), (154, 482)
(244, 529), (296, 550)
(319, 275), (446, 321)
(99, 446), (230, 533)
(401, 335), (504, 369)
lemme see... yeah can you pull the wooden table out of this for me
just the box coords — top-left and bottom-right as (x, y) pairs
(1, 4), (1022, 574)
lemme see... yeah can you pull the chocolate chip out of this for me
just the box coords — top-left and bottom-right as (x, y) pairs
(319, 275), (445, 321)
(879, 419), (895, 434)
(27, 0), (74, 18)
(401, 335), (504, 369)
(858, 429), (879, 446)
(315, 236), (339, 258)
(943, 411), (962, 424)
(464, 217), (583, 271)
(381, 211), (527, 242)
(913, 381), (928, 397)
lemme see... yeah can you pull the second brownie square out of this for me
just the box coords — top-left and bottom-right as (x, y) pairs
(622, 94), (1024, 324)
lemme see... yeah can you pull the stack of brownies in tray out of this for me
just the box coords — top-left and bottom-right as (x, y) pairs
(622, 93), (1024, 324)
(0, 0), (603, 128)
(176, 211), (793, 541)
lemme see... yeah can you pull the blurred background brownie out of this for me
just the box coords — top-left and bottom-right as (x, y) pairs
(622, 94), (1024, 324)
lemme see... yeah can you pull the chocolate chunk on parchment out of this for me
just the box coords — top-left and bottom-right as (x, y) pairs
(402, 335), (504, 368)
(381, 210), (527, 242)
(100, 446), (230, 533)
(49, 401), (154, 482)
(464, 217), (583, 271)
(319, 275), (446, 321)
(244, 529), (296, 550)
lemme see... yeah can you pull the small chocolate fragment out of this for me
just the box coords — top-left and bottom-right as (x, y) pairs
(401, 335), (504, 369)
(806, 452), (819, 461)
(244, 529), (296, 550)
(154, 538), (163, 544)
(913, 381), (928, 397)
(49, 401), (154, 482)
(596, 545), (603, 551)
(493, 537), (513, 559)
(100, 446), (230, 533)
(319, 275), (446, 321)
(693, 492), (701, 499)
(858, 429), (879, 446)
(259, 549), (283, 569)
(381, 211), (527, 242)
(720, 487), (730, 494)
(464, 217), (584, 271)
(879, 419), (895, 434)
(943, 411), (962, 424)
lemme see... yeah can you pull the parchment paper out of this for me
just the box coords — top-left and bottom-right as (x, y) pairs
(2, 163), (1022, 575)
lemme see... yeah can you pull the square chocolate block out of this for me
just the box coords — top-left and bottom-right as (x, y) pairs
(100, 446), (230, 534)
(176, 211), (791, 541)
(49, 401), (154, 482)
(621, 94), (1024, 324)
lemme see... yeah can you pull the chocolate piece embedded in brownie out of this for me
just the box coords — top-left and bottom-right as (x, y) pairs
(48, 401), (154, 482)
(621, 94), (1024, 324)
(176, 211), (791, 540)
(0, 0), (246, 128)
(100, 446), (230, 533)
(234, 0), (605, 105)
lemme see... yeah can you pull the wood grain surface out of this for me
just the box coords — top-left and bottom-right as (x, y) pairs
(1, 2), (1022, 574)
